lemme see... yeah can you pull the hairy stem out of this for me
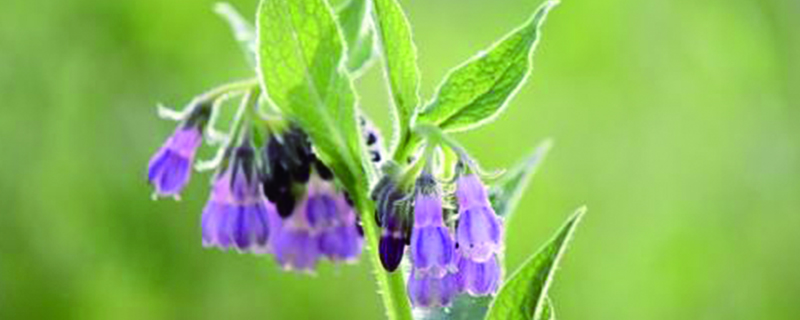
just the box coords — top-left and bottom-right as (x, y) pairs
(354, 190), (413, 320)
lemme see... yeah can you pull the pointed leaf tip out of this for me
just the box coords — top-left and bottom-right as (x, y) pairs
(417, 0), (559, 133)
(484, 206), (585, 320)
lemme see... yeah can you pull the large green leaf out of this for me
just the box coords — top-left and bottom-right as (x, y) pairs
(489, 139), (552, 220)
(370, 0), (421, 148)
(337, 0), (376, 74)
(485, 207), (585, 320)
(417, 0), (558, 132)
(256, 0), (364, 192)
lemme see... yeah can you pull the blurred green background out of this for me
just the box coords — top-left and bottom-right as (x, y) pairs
(1, 0), (798, 319)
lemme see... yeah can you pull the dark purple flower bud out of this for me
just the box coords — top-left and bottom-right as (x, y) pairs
(455, 175), (503, 262)
(454, 253), (500, 296)
(373, 174), (411, 272)
(407, 270), (458, 308)
(148, 126), (202, 197)
(201, 150), (273, 253)
(410, 192), (455, 278)
(379, 232), (406, 272)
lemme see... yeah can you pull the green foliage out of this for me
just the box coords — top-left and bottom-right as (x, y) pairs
(336, 0), (376, 74)
(416, 0), (558, 132)
(370, 0), (421, 148)
(490, 139), (552, 219)
(256, 0), (365, 193)
(485, 207), (585, 320)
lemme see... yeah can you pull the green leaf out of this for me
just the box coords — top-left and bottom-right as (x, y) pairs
(216, 1), (375, 76)
(485, 206), (585, 320)
(256, 0), (364, 192)
(489, 139), (552, 219)
(417, 0), (558, 132)
(337, 0), (377, 75)
(370, 0), (421, 149)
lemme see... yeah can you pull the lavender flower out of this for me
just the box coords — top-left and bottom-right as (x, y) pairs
(452, 174), (503, 297)
(455, 174), (503, 262)
(407, 270), (458, 308)
(308, 179), (363, 262)
(455, 253), (500, 296)
(148, 126), (203, 197)
(409, 178), (455, 278)
(269, 176), (362, 270)
(201, 146), (273, 253)
(148, 106), (209, 197)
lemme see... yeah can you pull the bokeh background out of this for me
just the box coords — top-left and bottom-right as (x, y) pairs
(1, 0), (798, 319)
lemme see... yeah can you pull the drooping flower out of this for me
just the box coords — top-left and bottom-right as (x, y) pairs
(407, 270), (458, 308)
(406, 174), (459, 308)
(268, 174), (362, 270)
(452, 173), (503, 297)
(409, 175), (455, 278)
(201, 145), (273, 253)
(268, 212), (321, 271)
(147, 105), (210, 197)
(454, 253), (500, 296)
(148, 129), (202, 197)
(455, 174), (503, 262)
(307, 177), (363, 262)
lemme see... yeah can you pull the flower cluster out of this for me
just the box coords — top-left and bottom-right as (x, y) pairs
(148, 101), (374, 272)
(147, 85), (504, 309)
(375, 169), (504, 308)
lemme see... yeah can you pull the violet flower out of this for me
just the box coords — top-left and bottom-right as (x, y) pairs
(455, 253), (500, 296)
(407, 270), (458, 308)
(453, 174), (503, 296)
(201, 146), (273, 253)
(148, 106), (209, 197)
(148, 126), (203, 197)
(269, 176), (362, 270)
(409, 179), (455, 278)
(455, 174), (503, 262)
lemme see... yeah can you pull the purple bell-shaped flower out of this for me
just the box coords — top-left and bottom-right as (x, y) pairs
(148, 105), (209, 197)
(407, 174), (458, 308)
(453, 174), (503, 296)
(455, 174), (503, 262)
(269, 175), (362, 271)
(454, 252), (500, 296)
(201, 145), (273, 253)
(407, 269), (458, 308)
